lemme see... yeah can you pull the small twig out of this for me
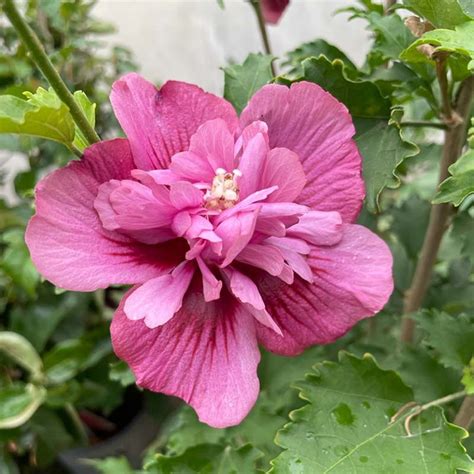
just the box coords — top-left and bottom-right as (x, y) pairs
(454, 395), (474, 430)
(400, 120), (448, 130)
(249, 0), (276, 76)
(69, 144), (83, 158)
(435, 55), (453, 121)
(2, 0), (100, 146)
(390, 391), (467, 436)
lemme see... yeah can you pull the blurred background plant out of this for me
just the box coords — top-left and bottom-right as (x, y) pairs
(0, 0), (473, 473)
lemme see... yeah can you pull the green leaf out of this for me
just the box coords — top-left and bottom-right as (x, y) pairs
(270, 352), (473, 473)
(147, 443), (263, 474)
(402, 0), (473, 29)
(1, 228), (39, 297)
(0, 87), (75, 146)
(301, 56), (391, 122)
(401, 21), (474, 71)
(72, 91), (96, 151)
(413, 311), (474, 370)
(364, 11), (416, 60)
(356, 109), (419, 212)
(0, 331), (43, 382)
(462, 358), (474, 394)
(0, 383), (46, 429)
(109, 360), (135, 387)
(282, 39), (356, 79)
(434, 149), (474, 206)
(223, 53), (274, 114)
(85, 456), (137, 474)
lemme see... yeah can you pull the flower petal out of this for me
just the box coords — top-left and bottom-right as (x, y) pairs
(124, 262), (195, 328)
(288, 210), (343, 246)
(256, 224), (393, 355)
(111, 74), (239, 170)
(111, 288), (260, 428)
(240, 81), (364, 222)
(26, 139), (181, 291)
(238, 131), (268, 199)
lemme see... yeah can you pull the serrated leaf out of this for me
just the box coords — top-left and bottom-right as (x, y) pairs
(72, 91), (96, 151)
(402, 0), (473, 29)
(401, 21), (474, 71)
(282, 39), (356, 79)
(109, 360), (135, 387)
(434, 149), (474, 206)
(223, 53), (274, 114)
(413, 311), (474, 371)
(270, 352), (473, 473)
(0, 87), (75, 145)
(356, 109), (419, 212)
(0, 383), (46, 429)
(0, 331), (43, 382)
(148, 443), (263, 474)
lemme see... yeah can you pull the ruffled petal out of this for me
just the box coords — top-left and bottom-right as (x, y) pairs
(240, 81), (364, 222)
(124, 262), (195, 328)
(110, 74), (239, 170)
(111, 288), (260, 428)
(288, 210), (343, 246)
(256, 224), (393, 355)
(26, 139), (181, 291)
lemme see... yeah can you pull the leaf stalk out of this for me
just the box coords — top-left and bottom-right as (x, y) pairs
(249, 0), (276, 76)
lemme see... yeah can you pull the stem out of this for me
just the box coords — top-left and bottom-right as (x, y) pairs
(69, 144), (82, 158)
(400, 120), (448, 130)
(420, 390), (466, 412)
(249, 0), (276, 76)
(454, 395), (474, 430)
(401, 76), (474, 343)
(436, 56), (453, 120)
(64, 404), (88, 445)
(2, 0), (100, 146)
(384, 0), (397, 14)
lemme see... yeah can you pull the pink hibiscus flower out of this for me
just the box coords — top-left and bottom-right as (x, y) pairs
(26, 73), (393, 428)
(261, 0), (290, 24)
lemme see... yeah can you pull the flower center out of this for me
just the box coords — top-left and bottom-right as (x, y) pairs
(204, 168), (241, 210)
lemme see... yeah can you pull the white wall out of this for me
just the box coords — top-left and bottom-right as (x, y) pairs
(93, 0), (371, 94)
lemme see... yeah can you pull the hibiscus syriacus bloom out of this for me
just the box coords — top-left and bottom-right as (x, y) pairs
(261, 0), (290, 24)
(26, 73), (393, 428)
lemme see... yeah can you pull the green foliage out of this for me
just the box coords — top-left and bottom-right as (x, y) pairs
(401, 21), (474, 72)
(270, 353), (474, 473)
(434, 149), (474, 205)
(402, 0), (473, 29)
(0, 383), (46, 429)
(223, 53), (274, 114)
(86, 456), (137, 474)
(72, 90), (96, 151)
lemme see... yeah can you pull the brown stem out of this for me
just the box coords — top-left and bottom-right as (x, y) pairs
(400, 76), (474, 343)
(454, 395), (474, 430)
(436, 56), (453, 120)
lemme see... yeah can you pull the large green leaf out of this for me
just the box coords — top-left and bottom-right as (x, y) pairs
(413, 311), (474, 371)
(0, 383), (46, 429)
(434, 149), (474, 206)
(223, 53), (274, 114)
(356, 109), (419, 212)
(270, 353), (473, 473)
(402, 0), (473, 29)
(0, 87), (75, 145)
(0, 331), (43, 382)
(147, 443), (263, 474)
(401, 21), (474, 71)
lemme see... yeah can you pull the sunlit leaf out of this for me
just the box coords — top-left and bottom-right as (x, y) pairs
(72, 91), (96, 151)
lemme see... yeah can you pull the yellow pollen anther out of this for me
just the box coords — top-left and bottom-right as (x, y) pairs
(205, 168), (241, 210)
